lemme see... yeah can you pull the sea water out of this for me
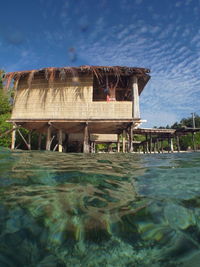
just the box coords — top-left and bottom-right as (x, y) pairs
(0, 148), (200, 267)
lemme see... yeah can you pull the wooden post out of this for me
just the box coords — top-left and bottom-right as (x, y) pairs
(58, 129), (63, 152)
(117, 134), (120, 153)
(170, 137), (174, 153)
(132, 76), (140, 119)
(176, 135), (180, 152)
(129, 125), (133, 152)
(192, 132), (196, 151)
(149, 133), (152, 154)
(161, 140), (164, 153)
(11, 125), (16, 150)
(93, 142), (96, 153)
(122, 130), (126, 153)
(38, 133), (42, 150)
(83, 123), (90, 153)
(145, 134), (149, 153)
(46, 126), (52, 151)
(28, 131), (31, 150)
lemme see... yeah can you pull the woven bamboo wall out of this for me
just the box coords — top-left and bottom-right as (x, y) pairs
(11, 75), (132, 120)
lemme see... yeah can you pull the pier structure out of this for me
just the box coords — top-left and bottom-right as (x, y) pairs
(5, 65), (151, 152)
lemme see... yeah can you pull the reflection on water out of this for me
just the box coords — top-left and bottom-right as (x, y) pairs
(0, 148), (200, 266)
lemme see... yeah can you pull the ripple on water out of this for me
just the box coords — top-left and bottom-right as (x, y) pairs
(0, 148), (200, 266)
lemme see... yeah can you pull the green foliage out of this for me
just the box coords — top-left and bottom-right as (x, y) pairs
(0, 113), (12, 147)
(0, 70), (12, 147)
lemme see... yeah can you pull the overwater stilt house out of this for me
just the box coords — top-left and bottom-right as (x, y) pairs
(5, 66), (151, 152)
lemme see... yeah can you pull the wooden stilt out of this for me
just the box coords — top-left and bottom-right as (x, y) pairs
(11, 125), (16, 150)
(28, 131), (31, 150)
(149, 133), (152, 154)
(170, 137), (174, 153)
(161, 140), (164, 153)
(154, 141), (156, 153)
(192, 132), (196, 151)
(129, 125), (133, 152)
(38, 133), (42, 150)
(46, 126), (52, 151)
(145, 134), (149, 153)
(122, 130), (126, 153)
(176, 135), (180, 152)
(58, 129), (63, 152)
(83, 123), (90, 153)
(117, 134), (120, 153)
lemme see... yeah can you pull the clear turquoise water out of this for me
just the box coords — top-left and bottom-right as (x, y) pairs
(0, 148), (200, 266)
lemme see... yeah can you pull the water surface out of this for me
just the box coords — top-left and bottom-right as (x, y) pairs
(0, 148), (200, 266)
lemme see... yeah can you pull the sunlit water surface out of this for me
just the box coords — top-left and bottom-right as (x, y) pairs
(1, 148), (200, 266)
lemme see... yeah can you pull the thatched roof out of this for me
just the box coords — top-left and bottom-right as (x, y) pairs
(3, 65), (150, 90)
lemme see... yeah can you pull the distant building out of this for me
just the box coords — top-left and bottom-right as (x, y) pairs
(5, 66), (150, 152)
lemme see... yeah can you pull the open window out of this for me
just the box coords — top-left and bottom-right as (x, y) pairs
(93, 75), (132, 101)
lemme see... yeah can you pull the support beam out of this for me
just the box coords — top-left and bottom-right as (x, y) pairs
(117, 134), (120, 153)
(11, 125), (16, 150)
(132, 76), (140, 119)
(169, 136), (174, 153)
(122, 130), (126, 153)
(58, 129), (63, 152)
(17, 129), (30, 150)
(46, 126), (52, 151)
(83, 123), (90, 153)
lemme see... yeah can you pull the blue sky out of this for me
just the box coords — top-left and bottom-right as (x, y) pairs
(0, 0), (200, 127)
